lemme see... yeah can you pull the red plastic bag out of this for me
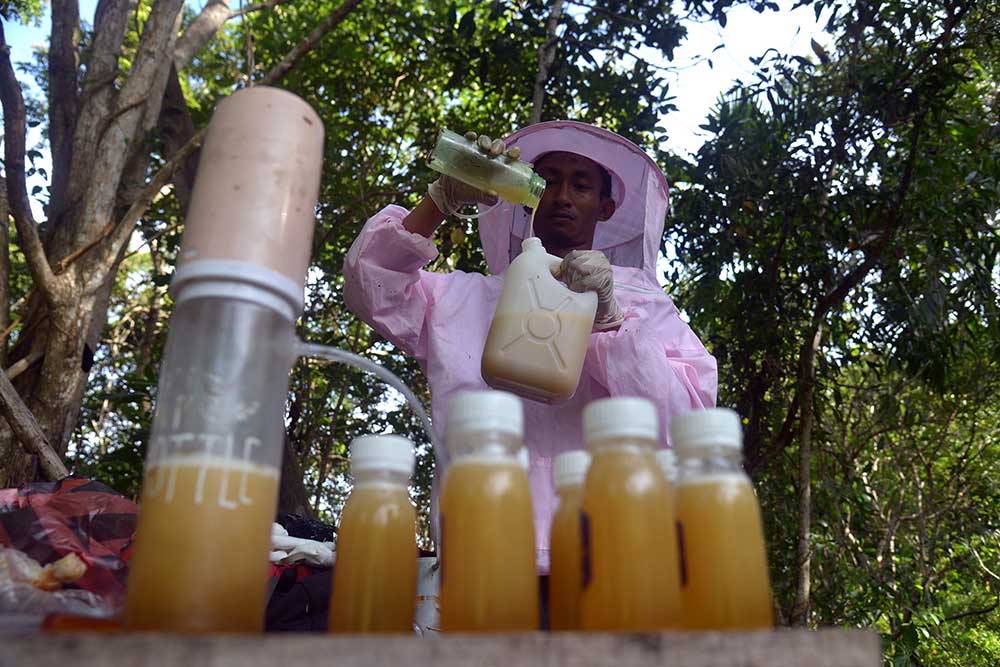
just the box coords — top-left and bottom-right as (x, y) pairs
(0, 478), (138, 608)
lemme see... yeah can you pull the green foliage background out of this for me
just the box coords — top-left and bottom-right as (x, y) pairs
(4, 1), (998, 663)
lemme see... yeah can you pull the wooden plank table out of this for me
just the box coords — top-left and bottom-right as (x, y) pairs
(0, 629), (881, 666)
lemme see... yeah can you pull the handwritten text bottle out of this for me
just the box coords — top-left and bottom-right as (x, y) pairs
(123, 87), (323, 633)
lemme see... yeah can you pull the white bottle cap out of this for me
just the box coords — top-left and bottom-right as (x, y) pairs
(655, 449), (678, 481)
(583, 397), (658, 446)
(350, 434), (415, 476)
(522, 237), (543, 252)
(670, 408), (743, 456)
(446, 390), (523, 438)
(517, 448), (530, 470)
(554, 450), (591, 489)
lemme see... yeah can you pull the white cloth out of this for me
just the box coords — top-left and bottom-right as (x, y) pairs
(269, 524), (336, 568)
(413, 557), (440, 637)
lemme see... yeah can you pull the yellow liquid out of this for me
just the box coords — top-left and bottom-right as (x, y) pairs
(123, 456), (279, 633)
(548, 484), (584, 630)
(581, 446), (680, 631)
(481, 313), (594, 403)
(676, 474), (773, 629)
(329, 483), (417, 633)
(439, 458), (538, 632)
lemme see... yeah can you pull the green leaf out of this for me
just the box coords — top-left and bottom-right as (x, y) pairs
(457, 9), (475, 40)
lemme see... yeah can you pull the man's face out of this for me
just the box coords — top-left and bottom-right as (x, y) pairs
(531, 152), (615, 256)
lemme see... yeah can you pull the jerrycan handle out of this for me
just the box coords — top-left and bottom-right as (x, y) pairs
(520, 237), (566, 284)
(547, 253), (564, 281)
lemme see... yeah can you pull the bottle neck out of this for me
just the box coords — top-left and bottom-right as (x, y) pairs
(588, 436), (657, 455)
(447, 429), (522, 462)
(556, 483), (584, 501)
(676, 445), (744, 480)
(527, 174), (546, 209)
(352, 468), (411, 487)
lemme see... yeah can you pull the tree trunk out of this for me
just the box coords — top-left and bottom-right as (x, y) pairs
(0, 0), (365, 488)
(158, 64), (201, 211)
(530, 0), (564, 125)
(791, 324), (822, 625)
(0, 180), (9, 367)
(0, 366), (69, 481)
(279, 432), (316, 519)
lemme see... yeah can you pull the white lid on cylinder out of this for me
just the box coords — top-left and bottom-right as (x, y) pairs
(655, 448), (678, 481)
(446, 390), (523, 438)
(583, 397), (658, 446)
(350, 434), (415, 475)
(176, 86), (324, 300)
(554, 450), (591, 488)
(670, 408), (743, 456)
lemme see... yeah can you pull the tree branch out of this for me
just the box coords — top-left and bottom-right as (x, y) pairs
(564, 0), (642, 27)
(116, 1), (185, 132)
(105, 126), (206, 261)
(0, 291), (30, 347)
(817, 113), (925, 316)
(230, 0), (289, 19)
(15, 65), (196, 288)
(0, 364), (69, 480)
(48, 0), (81, 210)
(4, 349), (43, 382)
(73, 0), (183, 265)
(100, 0), (365, 267)
(259, 0), (365, 86)
(158, 64), (200, 212)
(0, 24), (59, 301)
(944, 593), (999, 623)
(563, 35), (674, 72)
(61, 0), (130, 228)
(747, 380), (802, 476)
(750, 114), (927, 477)
(531, 0), (564, 124)
(791, 323), (822, 625)
(174, 0), (294, 71)
(173, 0), (231, 71)
(0, 181), (9, 367)
(86, 0), (130, 86)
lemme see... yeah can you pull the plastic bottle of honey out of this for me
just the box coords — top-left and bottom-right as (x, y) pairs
(548, 450), (591, 631)
(329, 435), (417, 633)
(580, 397), (681, 631)
(482, 237), (597, 404)
(671, 408), (773, 629)
(438, 390), (539, 631)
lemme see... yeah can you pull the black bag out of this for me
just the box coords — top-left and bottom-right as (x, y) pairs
(265, 565), (332, 632)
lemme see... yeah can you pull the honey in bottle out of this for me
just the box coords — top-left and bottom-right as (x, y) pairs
(329, 435), (417, 633)
(580, 397), (681, 631)
(548, 450), (591, 631)
(672, 408), (773, 629)
(438, 390), (539, 632)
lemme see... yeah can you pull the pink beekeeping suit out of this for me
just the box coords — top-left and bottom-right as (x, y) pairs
(343, 121), (717, 572)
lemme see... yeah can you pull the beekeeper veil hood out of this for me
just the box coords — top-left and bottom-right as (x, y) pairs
(478, 121), (670, 280)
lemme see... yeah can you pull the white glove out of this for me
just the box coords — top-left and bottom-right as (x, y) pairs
(555, 250), (624, 331)
(427, 132), (518, 215)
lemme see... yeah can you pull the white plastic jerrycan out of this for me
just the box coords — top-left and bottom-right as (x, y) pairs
(482, 237), (598, 404)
